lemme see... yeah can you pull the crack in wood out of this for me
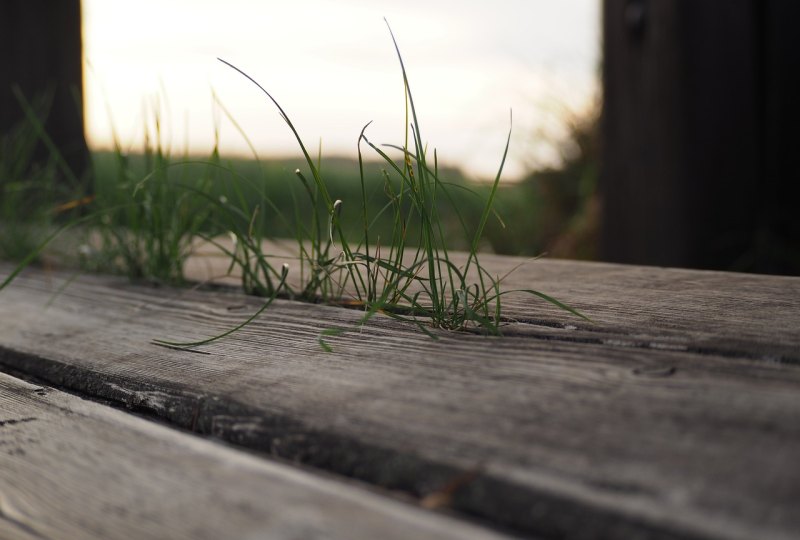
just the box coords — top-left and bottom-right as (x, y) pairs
(2, 262), (799, 540)
(0, 417), (37, 428)
(500, 324), (800, 366)
(0, 347), (759, 540)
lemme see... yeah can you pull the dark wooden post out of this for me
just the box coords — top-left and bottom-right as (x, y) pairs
(0, 0), (89, 186)
(601, 0), (800, 274)
(760, 1), (800, 274)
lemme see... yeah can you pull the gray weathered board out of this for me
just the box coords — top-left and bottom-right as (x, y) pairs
(1, 259), (799, 540)
(0, 371), (509, 540)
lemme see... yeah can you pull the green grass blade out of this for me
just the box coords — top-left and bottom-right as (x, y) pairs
(152, 264), (290, 349)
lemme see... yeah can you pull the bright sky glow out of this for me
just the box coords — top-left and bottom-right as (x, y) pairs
(82, 0), (599, 180)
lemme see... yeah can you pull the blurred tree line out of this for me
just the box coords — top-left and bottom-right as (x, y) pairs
(487, 106), (600, 260)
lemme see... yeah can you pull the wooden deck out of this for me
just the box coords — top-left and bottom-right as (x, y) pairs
(1, 257), (799, 539)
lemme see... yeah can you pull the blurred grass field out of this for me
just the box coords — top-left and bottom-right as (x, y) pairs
(88, 101), (598, 263)
(1, 25), (598, 339)
(91, 151), (483, 251)
(2, 113), (598, 269)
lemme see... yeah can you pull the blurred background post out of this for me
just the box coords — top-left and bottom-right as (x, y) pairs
(601, 0), (800, 274)
(0, 0), (90, 189)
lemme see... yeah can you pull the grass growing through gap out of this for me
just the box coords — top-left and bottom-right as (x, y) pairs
(1, 23), (588, 350)
(90, 110), (214, 285)
(156, 22), (587, 350)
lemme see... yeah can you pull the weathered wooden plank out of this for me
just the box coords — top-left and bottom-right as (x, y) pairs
(1, 263), (799, 539)
(472, 254), (800, 363)
(0, 371), (512, 540)
(184, 245), (800, 362)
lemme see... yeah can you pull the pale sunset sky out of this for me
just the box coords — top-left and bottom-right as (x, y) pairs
(81, 0), (600, 181)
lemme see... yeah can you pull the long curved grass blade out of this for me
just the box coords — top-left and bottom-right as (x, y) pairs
(217, 58), (334, 212)
(485, 288), (592, 322)
(152, 264), (289, 350)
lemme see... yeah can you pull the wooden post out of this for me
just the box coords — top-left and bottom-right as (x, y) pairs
(0, 0), (89, 185)
(601, 0), (800, 274)
(760, 1), (800, 274)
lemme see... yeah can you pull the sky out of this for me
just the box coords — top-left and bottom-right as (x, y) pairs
(81, 0), (600, 181)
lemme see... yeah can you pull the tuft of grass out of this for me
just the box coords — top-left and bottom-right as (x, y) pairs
(85, 95), (223, 285)
(1, 23), (588, 350)
(155, 21), (585, 351)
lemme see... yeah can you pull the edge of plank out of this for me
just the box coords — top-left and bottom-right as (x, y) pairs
(0, 345), (752, 540)
(0, 370), (514, 540)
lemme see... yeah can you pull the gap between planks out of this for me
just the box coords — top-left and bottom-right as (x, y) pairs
(1, 263), (799, 540)
(0, 371), (515, 540)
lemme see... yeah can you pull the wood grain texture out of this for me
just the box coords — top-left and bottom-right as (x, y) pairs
(0, 372), (511, 540)
(1, 261), (799, 540)
(473, 254), (800, 363)
(184, 243), (800, 362)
